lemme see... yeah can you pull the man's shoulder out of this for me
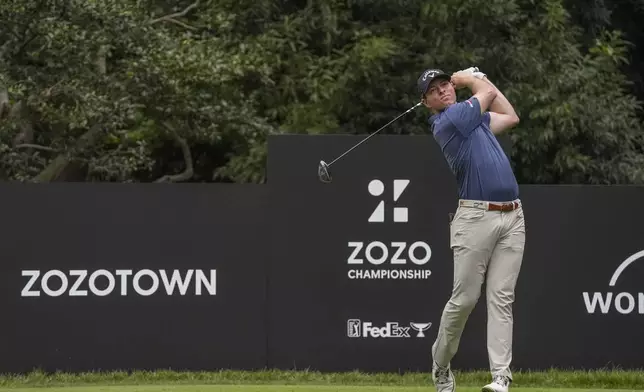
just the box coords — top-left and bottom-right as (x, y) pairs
(445, 99), (491, 132)
(429, 111), (448, 127)
(428, 113), (459, 150)
(430, 99), (483, 131)
(429, 109), (458, 134)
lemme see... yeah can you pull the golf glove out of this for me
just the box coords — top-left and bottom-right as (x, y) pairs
(461, 67), (479, 74)
(460, 66), (486, 80)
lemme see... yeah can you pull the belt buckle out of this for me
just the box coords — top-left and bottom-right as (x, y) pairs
(471, 201), (486, 210)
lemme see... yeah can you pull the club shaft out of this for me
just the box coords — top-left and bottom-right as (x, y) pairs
(328, 102), (421, 167)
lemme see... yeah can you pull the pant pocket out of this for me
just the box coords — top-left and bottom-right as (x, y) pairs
(450, 208), (486, 248)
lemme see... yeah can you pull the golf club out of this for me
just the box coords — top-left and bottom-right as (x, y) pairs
(318, 101), (423, 183)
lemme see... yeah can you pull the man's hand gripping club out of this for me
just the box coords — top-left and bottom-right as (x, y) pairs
(453, 66), (520, 134)
(449, 69), (497, 115)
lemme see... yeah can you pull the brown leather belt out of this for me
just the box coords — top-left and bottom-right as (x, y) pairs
(487, 201), (521, 211)
(459, 199), (521, 211)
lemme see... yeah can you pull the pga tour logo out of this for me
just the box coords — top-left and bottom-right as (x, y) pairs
(347, 179), (432, 280)
(582, 250), (644, 315)
(347, 319), (432, 338)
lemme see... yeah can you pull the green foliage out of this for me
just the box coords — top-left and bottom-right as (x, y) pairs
(565, 0), (644, 102)
(0, 0), (642, 184)
(0, 0), (272, 182)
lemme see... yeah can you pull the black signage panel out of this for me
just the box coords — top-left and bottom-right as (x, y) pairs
(512, 185), (644, 370)
(0, 184), (269, 373)
(0, 133), (642, 374)
(266, 134), (490, 372)
(267, 134), (644, 372)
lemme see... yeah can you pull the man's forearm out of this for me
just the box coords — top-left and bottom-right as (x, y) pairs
(464, 75), (495, 95)
(459, 74), (497, 113)
(481, 77), (518, 118)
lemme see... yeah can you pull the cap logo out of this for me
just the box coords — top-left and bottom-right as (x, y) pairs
(423, 70), (439, 81)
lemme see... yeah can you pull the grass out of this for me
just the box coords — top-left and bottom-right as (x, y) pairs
(2, 387), (643, 392)
(0, 369), (643, 390)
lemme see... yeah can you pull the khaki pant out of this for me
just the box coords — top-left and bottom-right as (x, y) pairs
(432, 200), (526, 380)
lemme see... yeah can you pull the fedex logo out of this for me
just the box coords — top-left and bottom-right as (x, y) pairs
(347, 319), (411, 338)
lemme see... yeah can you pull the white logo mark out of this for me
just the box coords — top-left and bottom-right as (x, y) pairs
(368, 179), (410, 223)
(582, 250), (644, 315)
(423, 70), (438, 81)
(410, 322), (432, 337)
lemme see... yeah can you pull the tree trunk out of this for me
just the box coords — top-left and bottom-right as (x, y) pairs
(33, 124), (103, 182)
(0, 86), (8, 119)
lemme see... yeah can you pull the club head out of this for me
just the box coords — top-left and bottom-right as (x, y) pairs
(318, 160), (332, 183)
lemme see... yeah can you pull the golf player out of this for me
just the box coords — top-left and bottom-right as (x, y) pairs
(416, 67), (526, 392)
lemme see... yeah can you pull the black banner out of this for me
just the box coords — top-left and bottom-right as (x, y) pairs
(267, 134), (470, 372)
(0, 134), (643, 374)
(267, 134), (644, 372)
(513, 186), (644, 370)
(0, 184), (269, 373)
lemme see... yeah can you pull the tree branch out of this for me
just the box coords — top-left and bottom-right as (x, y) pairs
(149, 1), (199, 25)
(96, 45), (108, 75)
(154, 123), (194, 183)
(15, 143), (57, 152)
(7, 100), (35, 146)
(0, 41), (11, 59)
(15, 32), (39, 58)
(0, 86), (8, 119)
(33, 124), (104, 182)
(164, 18), (197, 31)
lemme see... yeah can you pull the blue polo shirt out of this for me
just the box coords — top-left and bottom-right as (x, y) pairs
(429, 97), (519, 202)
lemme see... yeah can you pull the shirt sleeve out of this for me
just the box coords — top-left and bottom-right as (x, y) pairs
(445, 97), (487, 137)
